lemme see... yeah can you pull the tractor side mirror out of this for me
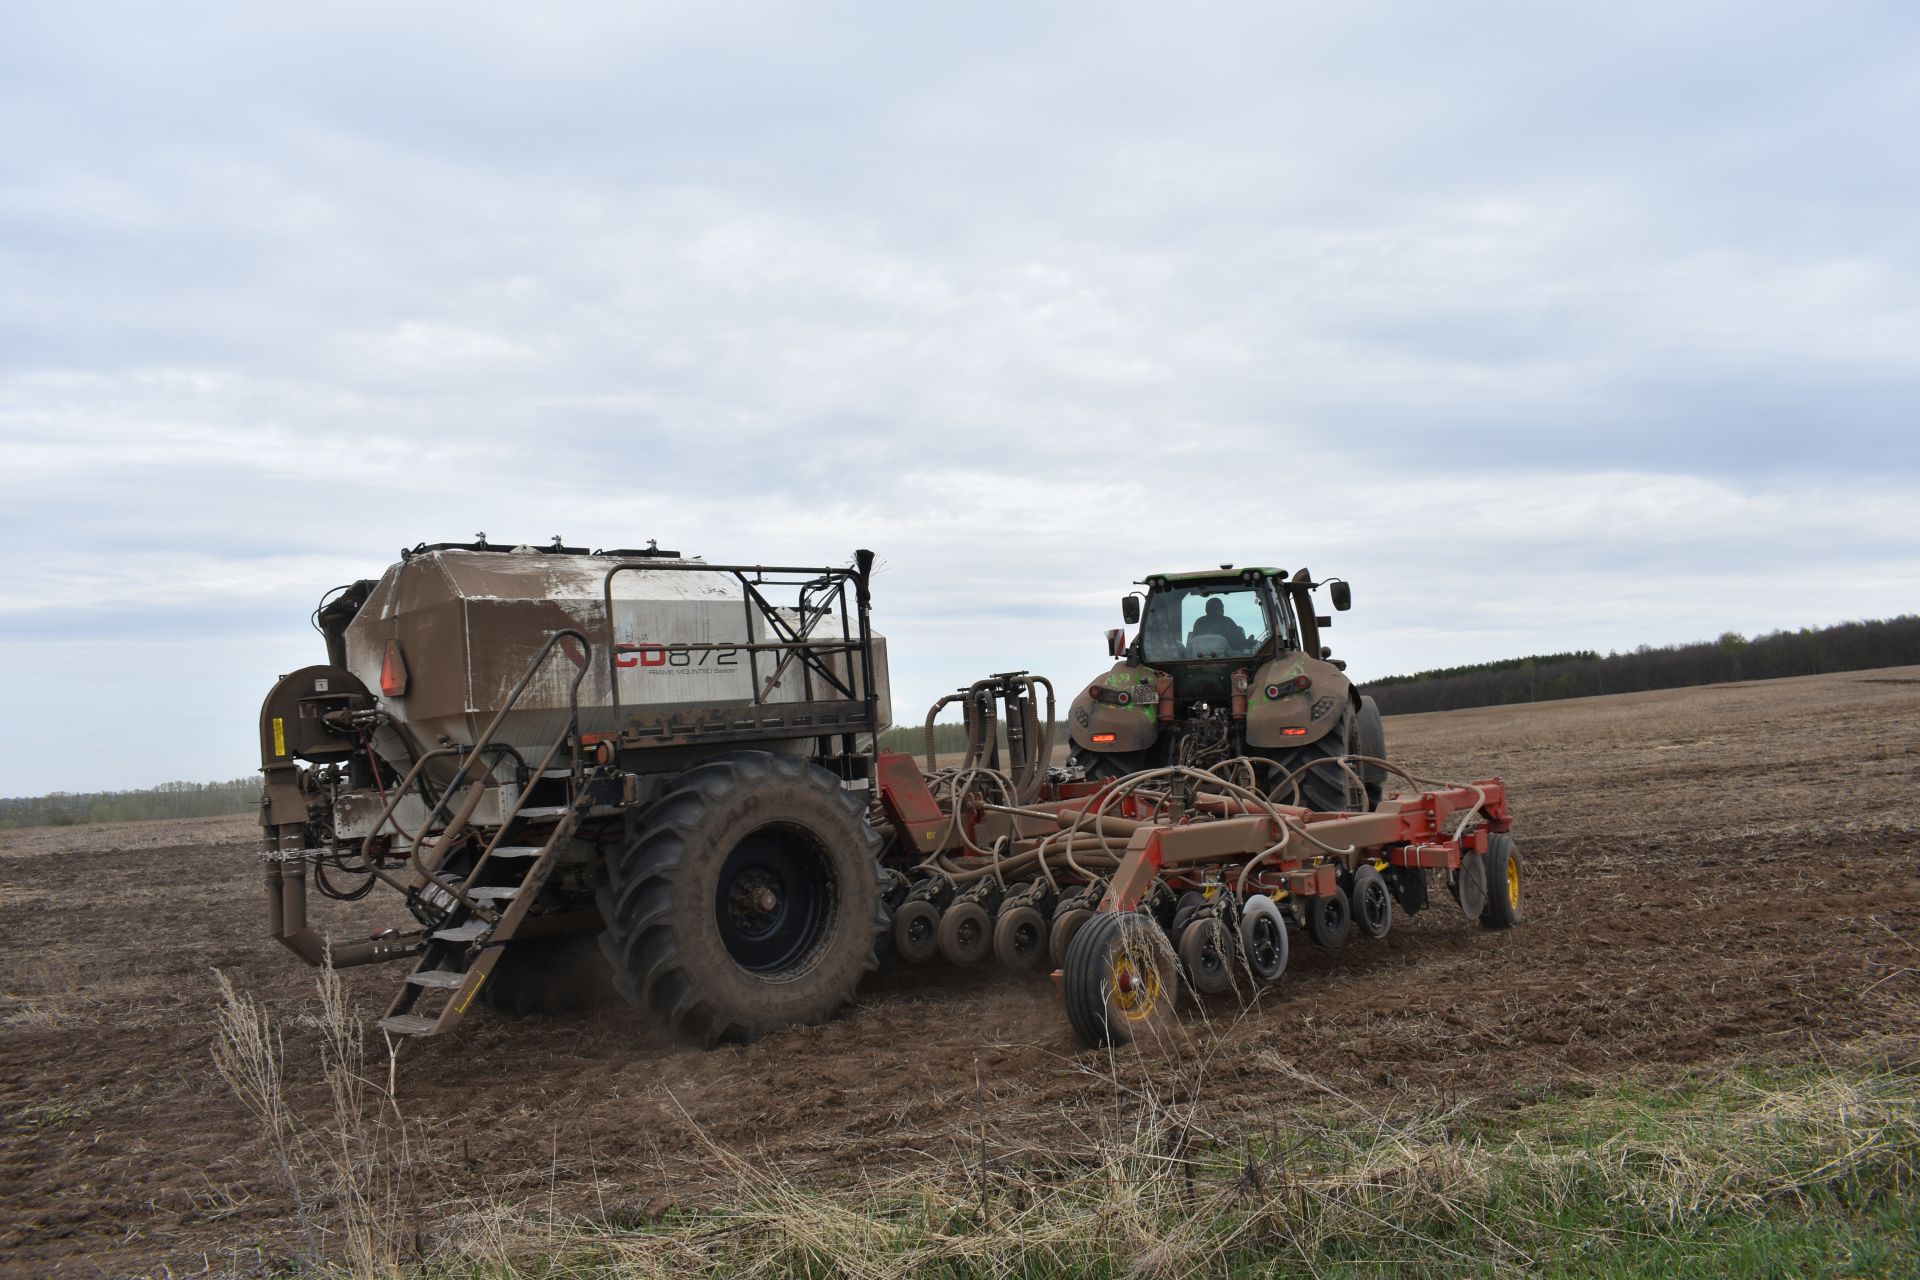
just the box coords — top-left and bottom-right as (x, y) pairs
(1106, 628), (1128, 658)
(1121, 595), (1141, 625)
(1329, 580), (1352, 612)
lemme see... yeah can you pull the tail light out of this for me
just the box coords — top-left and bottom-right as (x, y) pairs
(1091, 733), (1117, 744)
(380, 638), (410, 697)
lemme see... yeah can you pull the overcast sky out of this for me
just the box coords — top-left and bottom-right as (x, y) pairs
(3, 2), (1917, 794)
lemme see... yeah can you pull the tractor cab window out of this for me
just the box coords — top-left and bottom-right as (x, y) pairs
(1139, 584), (1277, 662)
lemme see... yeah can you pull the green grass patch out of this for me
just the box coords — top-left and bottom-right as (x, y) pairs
(353, 1055), (1919, 1279)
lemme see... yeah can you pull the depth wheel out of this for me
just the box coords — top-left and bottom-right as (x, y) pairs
(1303, 889), (1351, 949)
(596, 751), (883, 1046)
(1063, 912), (1180, 1048)
(993, 905), (1050, 971)
(892, 899), (941, 964)
(1479, 834), (1521, 929)
(1453, 851), (1489, 920)
(1239, 896), (1290, 984)
(1177, 916), (1234, 996)
(1049, 908), (1092, 966)
(938, 901), (993, 966)
(1350, 865), (1393, 940)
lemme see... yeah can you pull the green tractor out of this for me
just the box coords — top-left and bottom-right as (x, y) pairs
(1065, 565), (1386, 812)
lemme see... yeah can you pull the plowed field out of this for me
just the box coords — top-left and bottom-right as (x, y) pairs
(4, 669), (1917, 1277)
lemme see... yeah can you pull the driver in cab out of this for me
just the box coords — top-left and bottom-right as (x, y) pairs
(1187, 597), (1248, 653)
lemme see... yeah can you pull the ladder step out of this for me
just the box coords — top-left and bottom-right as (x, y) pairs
(539, 767), (576, 778)
(379, 1014), (442, 1037)
(406, 969), (468, 989)
(432, 921), (492, 942)
(466, 885), (521, 902)
(515, 806), (570, 819)
(489, 845), (545, 858)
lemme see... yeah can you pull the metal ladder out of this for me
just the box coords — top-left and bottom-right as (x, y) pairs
(377, 781), (592, 1037)
(346, 628), (594, 1038)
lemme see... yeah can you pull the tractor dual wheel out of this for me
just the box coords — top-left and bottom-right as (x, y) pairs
(1350, 865), (1393, 940)
(993, 905), (1050, 971)
(1479, 833), (1521, 930)
(596, 751), (884, 1047)
(1064, 911), (1181, 1048)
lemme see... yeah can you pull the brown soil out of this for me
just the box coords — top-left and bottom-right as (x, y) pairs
(3, 669), (1918, 1277)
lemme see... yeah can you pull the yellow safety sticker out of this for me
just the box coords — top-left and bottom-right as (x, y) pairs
(272, 717), (286, 757)
(457, 971), (486, 1014)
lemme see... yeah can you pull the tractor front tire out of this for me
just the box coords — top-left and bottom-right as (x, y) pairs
(597, 751), (883, 1046)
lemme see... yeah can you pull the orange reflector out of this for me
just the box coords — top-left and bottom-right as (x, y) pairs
(1281, 727), (1307, 736)
(380, 638), (409, 697)
(1091, 733), (1117, 743)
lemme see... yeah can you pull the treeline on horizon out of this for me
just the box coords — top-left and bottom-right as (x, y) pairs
(1363, 615), (1920, 715)
(0, 777), (260, 830)
(8, 617), (1915, 829)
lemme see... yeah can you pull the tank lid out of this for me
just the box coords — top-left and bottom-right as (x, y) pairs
(399, 536), (683, 562)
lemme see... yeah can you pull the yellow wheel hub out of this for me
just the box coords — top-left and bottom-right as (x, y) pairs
(1109, 948), (1163, 1022)
(1506, 850), (1521, 911)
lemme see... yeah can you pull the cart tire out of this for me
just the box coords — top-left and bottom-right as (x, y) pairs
(1350, 865), (1393, 940)
(937, 901), (993, 966)
(1479, 834), (1521, 930)
(1064, 912), (1179, 1048)
(595, 750), (883, 1047)
(1239, 895), (1290, 984)
(892, 899), (941, 964)
(1304, 888), (1351, 949)
(1050, 908), (1093, 966)
(1177, 916), (1234, 996)
(993, 905), (1050, 971)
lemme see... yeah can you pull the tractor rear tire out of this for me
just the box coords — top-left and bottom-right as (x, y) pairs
(1070, 746), (1149, 781)
(1479, 833), (1521, 930)
(1267, 701), (1365, 813)
(1355, 695), (1387, 810)
(596, 751), (883, 1046)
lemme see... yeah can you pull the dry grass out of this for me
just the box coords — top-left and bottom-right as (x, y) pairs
(207, 968), (1919, 1278)
(212, 960), (419, 1278)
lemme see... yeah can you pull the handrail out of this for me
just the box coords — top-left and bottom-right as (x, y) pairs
(600, 558), (872, 737)
(356, 628), (592, 918)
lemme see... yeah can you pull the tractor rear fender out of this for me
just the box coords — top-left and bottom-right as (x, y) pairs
(1244, 654), (1353, 750)
(1066, 662), (1163, 754)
